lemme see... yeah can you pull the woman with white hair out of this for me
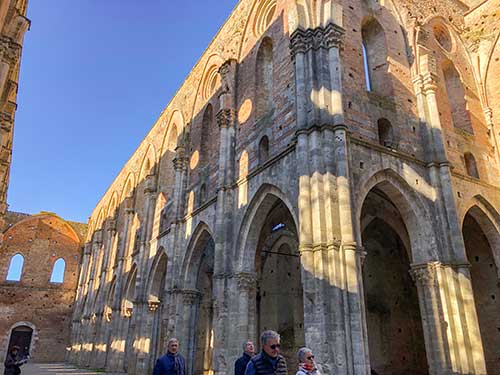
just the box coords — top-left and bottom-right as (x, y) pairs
(295, 347), (321, 375)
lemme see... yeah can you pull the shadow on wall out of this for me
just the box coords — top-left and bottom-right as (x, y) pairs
(69, 2), (500, 375)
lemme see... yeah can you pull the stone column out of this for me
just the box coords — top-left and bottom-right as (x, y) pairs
(82, 230), (103, 367)
(411, 262), (487, 374)
(92, 219), (117, 369)
(133, 174), (159, 374)
(413, 55), (487, 373)
(419, 56), (468, 262)
(411, 262), (452, 374)
(106, 198), (135, 372)
(69, 242), (92, 363)
(290, 11), (368, 374)
(484, 107), (500, 173)
(211, 59), (238, 375)
(178, 289), (202, 375)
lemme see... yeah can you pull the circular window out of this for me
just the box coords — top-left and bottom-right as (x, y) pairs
(433, 24), (453, 52)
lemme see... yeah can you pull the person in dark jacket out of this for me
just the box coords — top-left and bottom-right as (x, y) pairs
(153, 338), (186, 375)
(4, 346), (27, 375)
(245, 331), (287, 375)
(235, 341), (255, 375)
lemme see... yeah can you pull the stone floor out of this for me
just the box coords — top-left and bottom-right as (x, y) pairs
(0, 362), (125, 375)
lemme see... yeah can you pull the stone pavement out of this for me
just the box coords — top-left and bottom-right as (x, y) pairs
(0, 362), (125, 375)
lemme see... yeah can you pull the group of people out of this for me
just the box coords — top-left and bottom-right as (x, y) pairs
(153, 330), (320, 375)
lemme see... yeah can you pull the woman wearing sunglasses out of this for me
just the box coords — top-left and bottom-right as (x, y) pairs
(296, 348), (321, 375)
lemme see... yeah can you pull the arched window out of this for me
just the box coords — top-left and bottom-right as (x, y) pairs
(50, 258), (66, 283)
(362, 42), (371, 91)
(255, 37), (274, 120)
(361, 18), (390, 96)
(200, 104), (213, 167)
(464, 152), (479, 179)
(377, 118), (394, 147)
(6, 254), (24, 281)
(259, 136), (269, 165)
(443, 61), (473, 134)
(199, 184), (207, 204)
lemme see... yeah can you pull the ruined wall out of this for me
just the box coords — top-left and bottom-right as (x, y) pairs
(70, 1), (500, 374)
(0, 1), (30, 232)
(0, 212), (85, 362)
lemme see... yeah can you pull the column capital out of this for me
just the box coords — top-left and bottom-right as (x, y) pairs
(123, 196), (135, 214)
(290, 23), (345, 59)
(106, 218), (117, 232)
(124, 307), (133, 318)
(174, 289), (201, 305)
(422, 73), (439, 94)
(144, 174), (158, 194)
(234, 272), (257, 291)
(148, 300), (161, 312)
(216, 108), (237, 129)
(410, 262), (442, 286)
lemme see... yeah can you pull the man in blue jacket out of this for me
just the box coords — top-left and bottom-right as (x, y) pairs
(153, 338), (186, 375)
(235, 341), (255, 375)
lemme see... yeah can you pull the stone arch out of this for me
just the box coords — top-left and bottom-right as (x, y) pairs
(355, 168), (437, 263)
(122, 265), (138, 315)
(235, 183), (298, 272)
(192, 54), (224, 119)
(484, 32), (500, 106)
(147, 251), (168, 303)
(180, 221), (215, 290)
(461, 195), (500, 272)
(4, 213), (81, 244)
(139, 144), (157, 182)
(287, 0), (342, 34)
(159, 114), (181, 194)
(107, 191), (119, 219)
(3, 321), (38, 360)
(95, 208), (105, 231)
(235, 183), (304, 367)
(179, 222), (215, 375)
(461, 195), (500, 373)
(105, 276), (117, 318)
(120, 173), (136, 201)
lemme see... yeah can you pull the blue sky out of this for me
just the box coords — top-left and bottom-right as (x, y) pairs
(10, 0), (239, 223)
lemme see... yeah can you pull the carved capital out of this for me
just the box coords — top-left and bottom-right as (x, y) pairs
(216, 108), (237, 129)
(235, 272), (257, 292)
(0, 37), (21, 66)
(290, 23), (345, 58)
(410, 262), (442, 287)
(123, 196), (135, 214)
(422, 73), (439, 95)
(148, 300), (161, 312)
(173, 147), (188, 171)
(144, 174), (158, 194)
(106, 219), (117, 232)
(124, 307), (133, 318)
(180, 289), (201, 305)
(0, 112), (13, 134)
(93, 230), (103, 246)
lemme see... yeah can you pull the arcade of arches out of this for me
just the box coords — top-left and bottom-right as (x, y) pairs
(61, 0), (500, 375)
